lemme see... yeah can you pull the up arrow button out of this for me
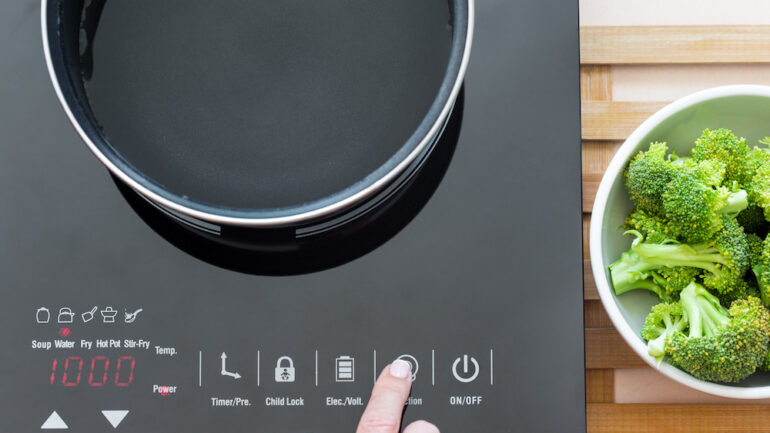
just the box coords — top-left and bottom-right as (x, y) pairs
(41, 411), (68, 429)
(102, 410), (129, 428)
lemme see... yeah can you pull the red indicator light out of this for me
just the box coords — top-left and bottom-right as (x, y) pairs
(58, 328), (71, 338)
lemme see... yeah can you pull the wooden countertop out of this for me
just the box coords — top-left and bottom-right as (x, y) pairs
(580, 1), (770, 431)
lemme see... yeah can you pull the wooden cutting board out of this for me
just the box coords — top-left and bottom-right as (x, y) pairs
(581, 25), (770, 432)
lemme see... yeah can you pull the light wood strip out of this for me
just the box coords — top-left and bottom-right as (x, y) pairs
(586, 369), (615, 403)
(582, 140), (623, 212)
(582, 101), (667, 140)
(585, 328), (647, 369)
(581, 65), (612, 101)
(581, 25), (770, 65)
(587, 403), (770, 433)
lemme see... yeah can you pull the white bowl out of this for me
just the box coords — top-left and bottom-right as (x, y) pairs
(590, 85), (770, 399)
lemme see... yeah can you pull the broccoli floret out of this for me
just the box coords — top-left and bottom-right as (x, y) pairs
(741, 145), (770, 221)
(625, 142), (675, 214)
(651, 266), (701, 297)
(691, 128), (750, 183)
(761, 351), (770, 372)
(641, 302), (687, 362)
(742, 145), (770, 183)
(715, 278), (760, 307)
(662, 168), (747, 243)
(747, 233), (763, 269)
(625, 209), (680, 244)
(747, 157), (770, 221)
(615, 213), (699, 299)
(703, 215), (751, 290)
(754, 235), (770, 307)
(608, 241), (674, 303)
(628, 217), (749, 295)
(665, 283), (770, 382)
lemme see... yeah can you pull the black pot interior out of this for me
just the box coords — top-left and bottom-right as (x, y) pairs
(47, 0), (466, 220)
(115, 88), (464, 275)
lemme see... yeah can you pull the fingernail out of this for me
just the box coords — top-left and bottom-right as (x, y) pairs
(390, 359), (411, 379)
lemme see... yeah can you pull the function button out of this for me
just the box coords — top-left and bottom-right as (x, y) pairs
(396, 355), (418, 381)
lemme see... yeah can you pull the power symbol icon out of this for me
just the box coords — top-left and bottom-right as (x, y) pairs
(452, 354), (479, 383)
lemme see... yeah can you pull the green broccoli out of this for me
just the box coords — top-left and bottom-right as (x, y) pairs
(761, 351), (770, 372)
(624, 142), (675, 214)
(625, 209), (680, 244)
(615, 129), (770, 383)
(746, 149), (770, 221)
(715, 278), (760, 308)
(661, 168), (747, 243)
(651, 266), (701, 297)
(753, 235), (770, 307)
(641, 302), (686, 362)
(664, 283), (770, 382)
(608, 242), (674, 303)
(623, 217), (749, 295)
(747, 233), (764, 273)
(691, 128), (750, 183)
(742, 143), (770, 183)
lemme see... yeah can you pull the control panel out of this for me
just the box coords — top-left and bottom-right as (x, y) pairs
(23, 303), (501, 432)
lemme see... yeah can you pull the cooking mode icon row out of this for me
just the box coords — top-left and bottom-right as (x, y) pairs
(36, 307), (143, 324)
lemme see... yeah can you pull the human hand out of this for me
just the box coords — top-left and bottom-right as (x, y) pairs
(356, 360), (439, 433)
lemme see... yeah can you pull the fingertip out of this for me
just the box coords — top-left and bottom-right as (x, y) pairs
(389, 359), (412, 380)
(403, 420), (440, 433)
(356, 363), (414, 433)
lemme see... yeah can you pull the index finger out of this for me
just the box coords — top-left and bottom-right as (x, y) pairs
(356, 360), (412, 433)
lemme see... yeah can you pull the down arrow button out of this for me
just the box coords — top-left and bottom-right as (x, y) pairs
(102, 410), (129, 428)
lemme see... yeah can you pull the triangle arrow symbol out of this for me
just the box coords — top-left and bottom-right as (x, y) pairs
(102, 410), (129, 428)
(41, 411), (68, 429)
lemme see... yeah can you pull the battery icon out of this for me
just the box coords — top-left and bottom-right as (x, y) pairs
(335, 356), (355, 382)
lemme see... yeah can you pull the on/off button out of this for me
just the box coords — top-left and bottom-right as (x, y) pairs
(452, 354), (479, 383)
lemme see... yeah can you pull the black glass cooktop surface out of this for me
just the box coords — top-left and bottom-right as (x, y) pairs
(0, 1), (584, 432)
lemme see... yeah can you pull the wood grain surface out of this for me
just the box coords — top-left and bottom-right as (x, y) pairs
(580, 22), (770, 432)
(581, 25), (770, 64)
(587, 404), (770, 432)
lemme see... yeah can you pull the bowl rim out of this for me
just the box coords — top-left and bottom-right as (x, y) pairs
(590, 84), (770, 399)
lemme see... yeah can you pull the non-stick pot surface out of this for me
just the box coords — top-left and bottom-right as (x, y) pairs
(82, 0), (453, 211)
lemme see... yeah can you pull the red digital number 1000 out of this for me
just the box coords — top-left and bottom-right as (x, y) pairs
(50, 356), (136, 387)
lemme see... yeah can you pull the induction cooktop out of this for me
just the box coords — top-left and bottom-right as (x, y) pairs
(0, 1), (585, 431)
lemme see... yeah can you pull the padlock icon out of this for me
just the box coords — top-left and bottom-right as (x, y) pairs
(274, 356), (295, 383)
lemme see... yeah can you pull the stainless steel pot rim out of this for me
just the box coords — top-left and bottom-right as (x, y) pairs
(42, 0), (475, 227)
